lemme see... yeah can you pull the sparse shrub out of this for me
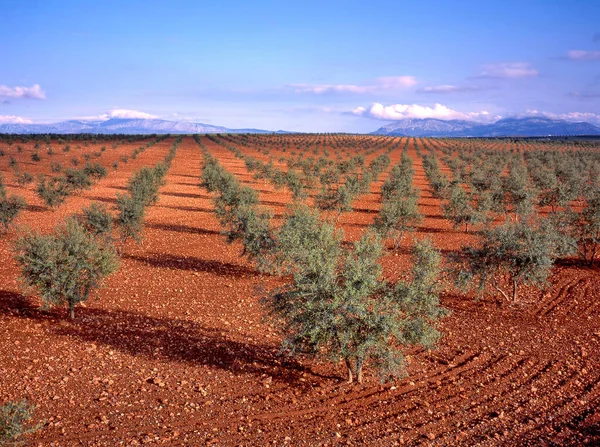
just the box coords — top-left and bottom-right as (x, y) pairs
(0, 400), (40, 445)
(35, 176), (70, 209)
(80, 202), (113, 239)
(31, 152), (40, 162)
(63, 168), (92, 191)
(83, 162), (108, 180)
(14, 218), (119, 319)
(15, 172), (34, 186)
(0, 175), (27, 232)
(51, 162), (63, 173)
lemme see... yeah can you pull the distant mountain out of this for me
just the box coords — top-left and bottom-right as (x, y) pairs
(0, 118), (286, 134)
(372, 117), (600, 137)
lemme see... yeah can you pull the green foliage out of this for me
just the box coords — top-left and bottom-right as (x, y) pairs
(80, 202), (113, 239)
(422, 155), (449, 199)
(0, 175), (27, 232)
(265, 206), (445, 383)
(14, 218), (119, 319)
(83, 162), (108, 180)
(557, 186), (600, 265)
(115, 193), (146, 245)
(452, 217), (573, 303)
(63, 167), (93, 191)
(35, 175), (70, 209)
(127, 165), (166, 207)
(443, 183), (480, 232)
(15, 172), (33, 186)
(381, 153), (414, 202)
(374, 194), (422, 247)
(0, 400), (40, 446)
(503, 157), (537, 217)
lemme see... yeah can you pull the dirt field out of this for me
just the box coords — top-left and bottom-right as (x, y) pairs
(0, 135), (598, 446)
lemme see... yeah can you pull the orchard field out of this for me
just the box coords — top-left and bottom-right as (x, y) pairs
(0, 133), (599, 446)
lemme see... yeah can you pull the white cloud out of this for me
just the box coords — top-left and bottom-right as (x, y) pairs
(0, 84), (46, 99)
(565, 50), (600, 61)
(353, 102), (493, 121)
(0, 115), (33, 124)
(79, 109), (159, 121)
(526, 109), (600, 124)
(289, 76), (417, 94)
(107, 109), (158, 119)
(478, 62), (538, 79)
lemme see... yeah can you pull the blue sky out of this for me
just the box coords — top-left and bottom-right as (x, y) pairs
(1, 0), (599, 132)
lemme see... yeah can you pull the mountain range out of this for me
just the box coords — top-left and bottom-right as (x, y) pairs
(372, 117), (600, 137)
(1, 116), (599, 137)
(0, 118), (284, 135)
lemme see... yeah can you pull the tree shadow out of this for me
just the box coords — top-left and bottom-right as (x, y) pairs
(145, 222), (221, 236)
(415, 226), (453, 234)
(259, 199), (287, 207)
(353, 207), (379, 214)
(26, 204), (46, 213)
(0, 290), (333, 386)
(173, 181), (200, 187)
(156, 204), (214, 213)
(123, 252), (259, 278)
(161, 191), (211, 200)
(85, 196), (118, 205)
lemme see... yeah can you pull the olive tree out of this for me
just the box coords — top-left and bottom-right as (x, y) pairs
(14, 218), (119, 319)
(35, 176), (70, 209)
(264, 205), (445, 383)
(0, 175), (26, 233)
(374, 194), (422, 247)
(452, 217), (572, 303)
(443, 183), (480, 233)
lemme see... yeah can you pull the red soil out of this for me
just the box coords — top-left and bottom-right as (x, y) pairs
(0, 136), (598, 446)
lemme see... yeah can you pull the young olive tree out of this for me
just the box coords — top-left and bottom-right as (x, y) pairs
(14, 218), (119, 319)
(452, 217), (572, 303)
(0, 174), (26, 233)
(558, 186), (600, 265)
(35, 176), (70, 209)
(374, 194), (422, 248)
(264, 205), (445, 383)
(443, 183), (480, 233)
(80, 202), (113, 239)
